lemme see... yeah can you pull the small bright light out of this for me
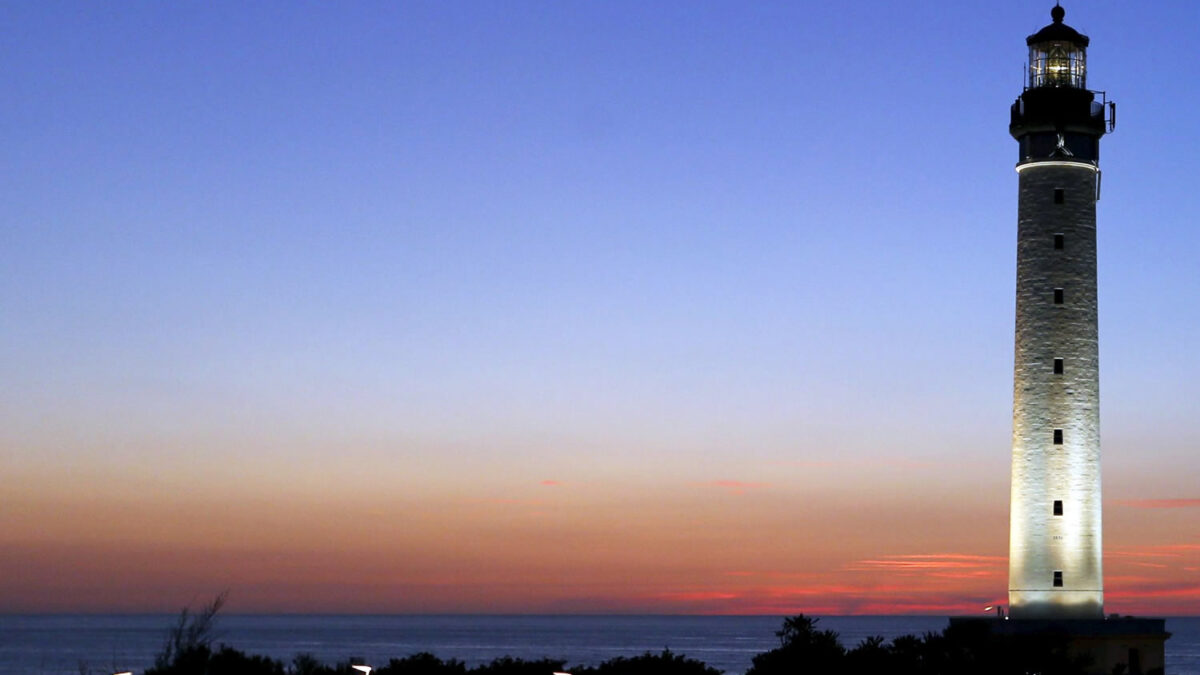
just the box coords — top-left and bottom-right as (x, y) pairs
(113, 672), (133, 675)
(351, 667), (373, 675)
(553, 672), (573, 675)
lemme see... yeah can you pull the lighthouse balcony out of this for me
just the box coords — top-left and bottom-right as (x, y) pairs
(1010, 87), (1112, 137)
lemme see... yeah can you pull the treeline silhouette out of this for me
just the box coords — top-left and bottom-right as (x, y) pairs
(146, 648), (720, 675)
(140, 597), (1101, 675)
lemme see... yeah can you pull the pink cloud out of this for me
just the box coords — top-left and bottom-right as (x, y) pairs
(847, 553), (1006, 574)
(1112, 498), (1200, 509)
(1106, 585), (1200, 600)
(1105, 575), (1162, 585)
(763, 583), (911, 597)
(1161, 544), (1200, 552)
(656, 591), (741, 601)
(1108, 543), (1200, 560)
(1107, 549), (1182, 559)
(626, 577), (1031, 615)
(540, 480), (562, 486)
(850, 600), (979, 614)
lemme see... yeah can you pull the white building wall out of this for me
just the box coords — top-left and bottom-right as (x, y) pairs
(1009, 161), (1104, 619)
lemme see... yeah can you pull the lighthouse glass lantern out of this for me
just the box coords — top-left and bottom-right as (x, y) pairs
(1029, 41), (1085, 88)
(1026, 5), (1088, 89)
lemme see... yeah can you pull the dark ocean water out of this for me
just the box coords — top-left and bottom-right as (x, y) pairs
(0, 614), (1195, 675)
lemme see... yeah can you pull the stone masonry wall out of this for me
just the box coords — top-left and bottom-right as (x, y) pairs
(1009, 162), (1104, 619)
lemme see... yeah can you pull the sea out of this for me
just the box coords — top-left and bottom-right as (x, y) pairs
(0, 614), (1196, 675)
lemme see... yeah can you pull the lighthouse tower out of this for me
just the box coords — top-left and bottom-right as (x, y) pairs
(1007, 4), (1113, 620)
(951, 9), (1169, 670)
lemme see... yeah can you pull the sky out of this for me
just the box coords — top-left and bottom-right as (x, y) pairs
(2, 0), (1199, 615)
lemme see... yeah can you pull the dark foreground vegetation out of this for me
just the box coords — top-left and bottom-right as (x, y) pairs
(137, 596), (1097, 675)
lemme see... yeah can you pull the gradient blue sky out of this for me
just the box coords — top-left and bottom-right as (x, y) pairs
(2, 1), (1199, 613)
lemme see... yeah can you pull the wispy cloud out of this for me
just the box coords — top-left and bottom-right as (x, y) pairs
(763, 583), (910, 597)
(1104, 576), (1200, 614)
(1112, 498), (1200, 509)
(647, 581), (1003, 615)
(847, 553), (1006, 578)
(1109, 543), (1200, 559)
(629, 575), (1020, 615)
(847, 600), (980, 615)
(1101, 575), (1161, 585)
(655, 591), (741, 602)
(1161, 544), (1200, 552)
(1106, 585), (1200, 600)
(1107, 549), (1183, 559)
(849, 553), (1005, 568)
(540, 480), (562, 486)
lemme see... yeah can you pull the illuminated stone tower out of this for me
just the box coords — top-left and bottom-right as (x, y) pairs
(954, 10), (1169, 671)
(1007, 5), (1114, 620)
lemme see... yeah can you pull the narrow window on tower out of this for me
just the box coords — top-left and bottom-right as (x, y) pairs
(1054, 288), (1064, 304)
(1054, 234), (1065, 250)
(1054, 358), (1064, 374)
(1053, 429), (1064, 445)
(1053, 571), (1064, 587)
(1054, 500), (1064, 516)
(1054, 188), (1065, 204)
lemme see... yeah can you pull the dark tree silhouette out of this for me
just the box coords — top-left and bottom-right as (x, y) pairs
(573, 649), (721, 675)
(845, 635), (891, 673)
(142, 603), (1106, 675)
(745, 614), (1094, 675)
(471, 656), (568, 675)
(151, 591), (228, 672)
(745, 614), (845, 675)
(378, 652), (468, 675)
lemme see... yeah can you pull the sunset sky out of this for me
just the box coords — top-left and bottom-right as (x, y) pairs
(3, 1), (1199, 615)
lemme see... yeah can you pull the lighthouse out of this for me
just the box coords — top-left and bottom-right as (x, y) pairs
(949, 10), (1169, 671)
(1007, 4), (1113, 620)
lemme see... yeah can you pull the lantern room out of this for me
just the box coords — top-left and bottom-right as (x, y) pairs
(1027, 5), (1088, 89)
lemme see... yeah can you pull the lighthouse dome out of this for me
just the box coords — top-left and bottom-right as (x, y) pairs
(1026, 5), (1090, 48)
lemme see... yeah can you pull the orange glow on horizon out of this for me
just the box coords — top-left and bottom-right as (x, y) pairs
(3, 453), (1198, 614)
